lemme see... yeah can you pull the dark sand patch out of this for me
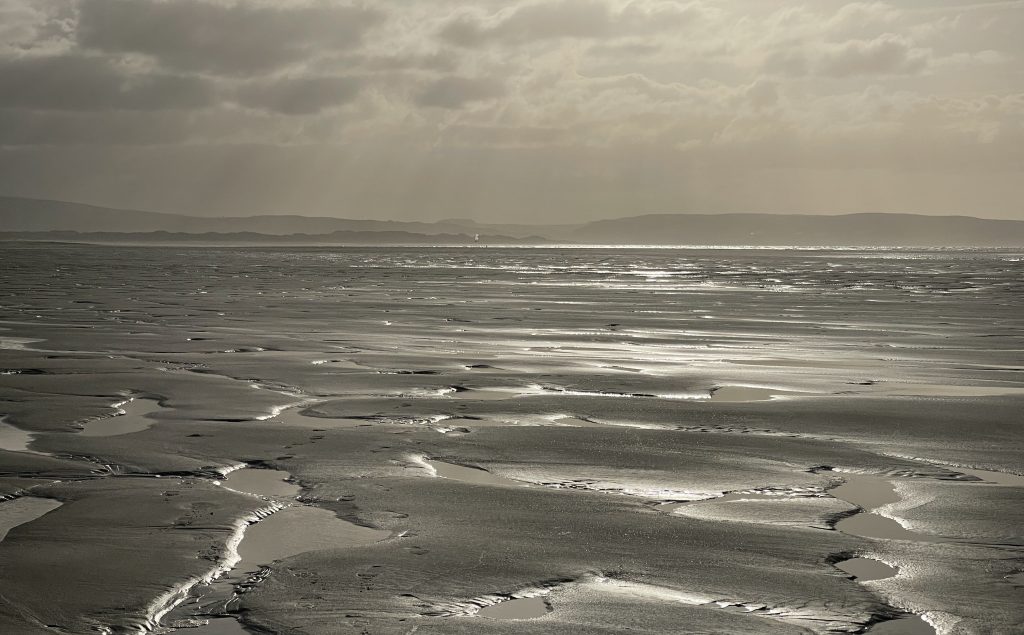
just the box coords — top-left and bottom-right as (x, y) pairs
(0, 497), (62, 541)
(478, 596), (550, 619)
(835, 557), (898, 581)
(80, 397), (164, 437)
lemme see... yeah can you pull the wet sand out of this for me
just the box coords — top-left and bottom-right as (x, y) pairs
(0, 244), (1021, 634)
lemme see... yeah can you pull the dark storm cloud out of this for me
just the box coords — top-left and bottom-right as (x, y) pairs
(415, 76), (506, 109)
(234, 75), (363, 115)
(0, 54), (216, 111)
(75, 0), (384, 75)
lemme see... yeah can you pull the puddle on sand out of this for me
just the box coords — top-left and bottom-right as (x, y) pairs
(267, 408), (368, 429)
(829, 474), (900, 510)
(0, 416), (44, 454)
(478, 596), (550, 620)
(829, 474), (939, 543)
(450, 388), (520, 401)
(236, 505), (389, 576)
(188, 617), (249, 635)
(224, 468), (300, 499)
(709, 386), (795, 402)
(954, 467), (1024, 487)
(0, 497), (63, 541)
(868, 615), (935, 634)
(835, 514), (940, 542)
(169, 472), (389, 633)
(427, 460), (528, 488)
(835, 557), (898, 581)
(80, 398), (164, 437)
(659, 492), (795, 513)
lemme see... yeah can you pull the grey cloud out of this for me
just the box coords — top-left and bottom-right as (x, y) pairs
(765, 34), (930, 78)
(415, 76), (505, 109)
(76, 0), (384, 75)
(818, 34), (929, 77)
(0, 108), (191, 145)
(439, 0), (698, 47)
(234, 76), (363, 116)
(0, 54), (216, 111)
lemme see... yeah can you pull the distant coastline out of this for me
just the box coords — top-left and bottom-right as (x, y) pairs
(2, 195), (1023, 247)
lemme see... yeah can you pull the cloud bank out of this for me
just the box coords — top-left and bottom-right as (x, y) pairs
(0, 0), (1020, 221)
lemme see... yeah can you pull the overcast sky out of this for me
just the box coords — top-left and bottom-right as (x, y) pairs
(0, 0), (1021, 222)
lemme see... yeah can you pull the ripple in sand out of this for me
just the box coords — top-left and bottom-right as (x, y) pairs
(425, 459), (528, 488)
(80, 398), (164, 437)
(478, 596), (550, 619)
(224, 468), (300, 499)
(868, 615), (935, 634)
(0, 497), (62, 541)
(835, 557), (898, 581)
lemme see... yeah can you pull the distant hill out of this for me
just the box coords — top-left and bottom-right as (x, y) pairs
(1, 196), (1022, 246)
(571, 213), (1024, 246)
(0, 230), (541, 246)
(0, 196), (551, 238)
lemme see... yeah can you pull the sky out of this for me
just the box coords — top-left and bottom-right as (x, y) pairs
(0, 0), (1021, 222)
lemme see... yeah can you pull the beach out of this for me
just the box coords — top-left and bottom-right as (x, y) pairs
(0, 244), (1021, 634)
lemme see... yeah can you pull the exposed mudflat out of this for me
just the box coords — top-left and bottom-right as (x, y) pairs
(0, 244), (1021, 634)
